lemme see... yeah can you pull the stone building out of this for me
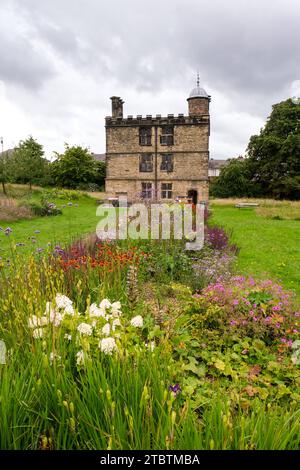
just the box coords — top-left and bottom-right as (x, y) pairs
(105, 79), (211, 203)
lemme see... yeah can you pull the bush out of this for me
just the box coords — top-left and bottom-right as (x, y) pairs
(26, 200), (62, 217)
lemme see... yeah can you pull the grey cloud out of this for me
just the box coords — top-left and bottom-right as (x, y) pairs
(1, 0), (300, 157)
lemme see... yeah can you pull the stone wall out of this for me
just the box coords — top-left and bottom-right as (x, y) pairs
(105, 105), (210, 203)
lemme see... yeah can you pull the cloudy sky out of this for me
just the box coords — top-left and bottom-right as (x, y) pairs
(0, 0), (299, 160)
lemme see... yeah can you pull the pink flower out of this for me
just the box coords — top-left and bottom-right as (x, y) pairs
(232, 299), (239, 306)
(272, 305), (281, 312)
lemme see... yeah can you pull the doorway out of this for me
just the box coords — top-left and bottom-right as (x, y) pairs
(187, 189), (198, 204)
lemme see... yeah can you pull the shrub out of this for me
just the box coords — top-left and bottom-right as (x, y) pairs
(26, 200), (62, 217)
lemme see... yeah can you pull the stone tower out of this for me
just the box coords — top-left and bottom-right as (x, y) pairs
(105, 78), (211, 203)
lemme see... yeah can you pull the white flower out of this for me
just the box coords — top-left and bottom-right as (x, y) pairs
(28, 315), (39, 328)
(99, 299), (111, 310)
(77, 322), (93, 336)
(89, 303), (105, 318)
(111, 301), (122, 317)
(49, 310), (63, 327)
(102, 323), (111, 336)
(99, 337), (117, 355)
(64, 304), (75, 315)
(40, 316), (49, 326)
(64, 333), (72, 341)
(49, 352), (61, 364)
(146, 341), (156, 352)
(112, 318), (122, 331)
(76, 350), (85, 365)
(130, 315), (144, 328)
(28, 315), (48, 328)
(33, 328), (44, 338)
(55, 294), (73, 310)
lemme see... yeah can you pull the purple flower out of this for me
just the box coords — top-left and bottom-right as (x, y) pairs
(34, 230), (41, 234)
(4, 227), (12, 236)
(16, 242), (26, 247)
(67, 202), (73, 206)
(272, 305), (281, 312)
(230, 320), (237, 326)
(169, 383), (181, 395)
(36, 248), (44, 253)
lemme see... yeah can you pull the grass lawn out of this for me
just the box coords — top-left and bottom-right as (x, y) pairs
(0, 194), (100, 258)
(210, 202), (300, 298)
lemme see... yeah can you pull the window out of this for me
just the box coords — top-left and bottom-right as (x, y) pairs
(160, 126), (174, 146)
(161, 183), (172, 199)
(139, 154), (153, 172)
(141, 182), (153, 199)
(139, 127), (152, 146)
(161, 154), (173, 172)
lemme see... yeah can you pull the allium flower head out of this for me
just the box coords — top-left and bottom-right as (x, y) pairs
(89, 303), (105, 318)
(77, 323), (93, 336)
(102, 323), (111, 336)
(130, 315), (143, 328)
(99, 337), (117, 355)
(55, 294), (73, 310)
(99, 299), (111, 310)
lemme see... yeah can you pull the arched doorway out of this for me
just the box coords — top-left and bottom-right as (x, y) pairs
(187, 189), (198, 204)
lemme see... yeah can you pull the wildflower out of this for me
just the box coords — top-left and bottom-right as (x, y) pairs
(36, 248), (44, 253)
(99, 337), (117, 355)
(33, 328), (44, 339)
(28, 315), (48, 328)
(77, 323), (93, 336)
(49, 352), (61, 364)
(168, 383), (181, 395)
(99, 299), (111, 310)
(34, 230), (41, 234)
(64, 304), (75, 316)
(112, 318), (122, 331)
(4, 227), (12, 236)
(67, 202), (73, 206)
(89, 303), (105, 318)
(64, 334), (72, 341)
(272, 305), (281, 312)
(55, 294), (73, 310)
(230, 320), (237, 326)
(111, 301), (122, 316)
(232, 299), (239, 306)
(102, 323), (111, 336)
(49, 310), (63, 327)
(130, 315), (143, 328)
(76, 350), (85, 365)
(146, 341), (155, 351)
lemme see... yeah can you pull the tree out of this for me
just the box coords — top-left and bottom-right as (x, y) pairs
(210, 158), (261, 198)
(95, 161), (106, 189)
(247, 98), (300, 199)
(51, 145), (97, 189)
(0, 150), (13, 195)
(12, 136), (47, 189)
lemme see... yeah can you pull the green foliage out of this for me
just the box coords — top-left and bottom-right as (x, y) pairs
(210, 158), (262, 198)
(25, 200), (62, 217)
(95, 161), (106, 189)
(11, 136), (48, 188)
(247, 98), (300, 199)
(51, 145), (97, 189)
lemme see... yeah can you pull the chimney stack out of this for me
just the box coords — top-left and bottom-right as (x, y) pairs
(110, 96), (124, 118)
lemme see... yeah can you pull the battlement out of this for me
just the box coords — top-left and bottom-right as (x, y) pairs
(105, 113), (209, 127)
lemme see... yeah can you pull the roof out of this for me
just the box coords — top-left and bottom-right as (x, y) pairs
(91, 153), (106, 162)
(189, 86), (208, 99)
(208, 159), (229, 170)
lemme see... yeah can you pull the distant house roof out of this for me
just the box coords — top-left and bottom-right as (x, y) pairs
(0, 149), (14, 159)
(91, 153), (106, 162)
(208, 158), (229, 170)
